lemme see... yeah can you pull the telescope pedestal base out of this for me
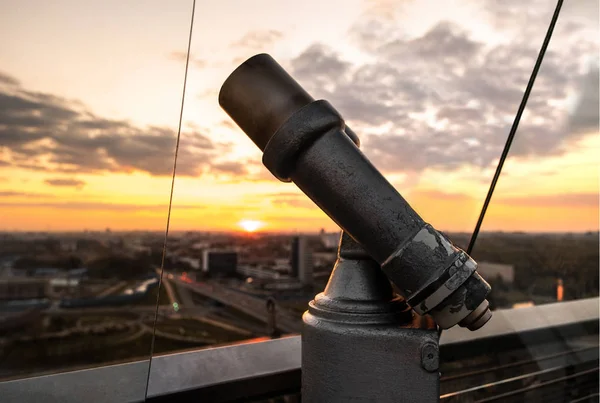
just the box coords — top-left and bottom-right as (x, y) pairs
(302, 319), (439, 403)
(302, 232), (439, 402)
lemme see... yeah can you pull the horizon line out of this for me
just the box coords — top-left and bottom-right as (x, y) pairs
(1, 229), (598, 235)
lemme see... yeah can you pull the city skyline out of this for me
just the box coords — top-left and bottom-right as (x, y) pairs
(0, 0), (598, 233)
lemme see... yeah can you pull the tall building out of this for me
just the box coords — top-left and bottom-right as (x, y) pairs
(202, 250), (238, 278)
(291, 236), (314, 286)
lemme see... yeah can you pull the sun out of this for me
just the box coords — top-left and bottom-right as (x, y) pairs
(238, 219), (264, 233)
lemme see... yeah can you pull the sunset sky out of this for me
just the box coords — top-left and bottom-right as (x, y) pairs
(0, 0), (598, 233)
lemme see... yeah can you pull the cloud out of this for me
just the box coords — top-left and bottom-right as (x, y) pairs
(290, 44), (353, 90)
(498, 193), (599, 208)
(361, 0), (413, 20)
(198, 88), (220, 100)
(482, 0), (598, 38)
(568, 65), (600, 135)
(0, 73), (243, 178)
(44, 178), (86, 188)
(0, 201), (203, 211)
(270, 192), (317, 210)
(168, 51), (207, 69)
(288, 2), (599, 176)
(220, 119), (236, 129)
(0, 190), (54, 198)
(411, 190), (474, 202)
(231, 29), (283, 49)
(0, 71), (19, 86)
(411, 189), (599, 209)
(210, 161), (248, 176)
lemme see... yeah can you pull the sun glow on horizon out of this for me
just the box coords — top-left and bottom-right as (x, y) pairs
(238, 219), (265, 233)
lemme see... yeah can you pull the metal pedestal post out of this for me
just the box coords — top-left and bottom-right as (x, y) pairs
(302, 232), (440, 402)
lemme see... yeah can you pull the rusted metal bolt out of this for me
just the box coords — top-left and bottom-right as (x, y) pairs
(420, 342), (439, 372)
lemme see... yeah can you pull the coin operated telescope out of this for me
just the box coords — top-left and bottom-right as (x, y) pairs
(219, 54), (492, 402)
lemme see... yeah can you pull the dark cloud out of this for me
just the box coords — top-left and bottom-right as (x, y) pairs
(380, 21), (483, 65)
(291, 44), (353, 91)
(44, 178), (86, 188)
(220, 119), (236, 129)
(231, 29), (283, 49)
(568, 66), (600, 135)
(288, 3), (598, 175)
(168, 51), (207, 69)
(0, 71), (19, 86)
(0, 73), (242, 177)
(210, 161), (247, 176)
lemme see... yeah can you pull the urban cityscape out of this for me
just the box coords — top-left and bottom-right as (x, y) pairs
(0, 0), (598, 400)
(0, 227), (597, 380)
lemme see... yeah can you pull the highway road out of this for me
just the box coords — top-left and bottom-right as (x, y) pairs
(96, 281), (128, 297)
(174, 282), (196, 307)
(167, 272), (302, 334)
(159, 272), (179, 306)
(45, 304), (213, 318)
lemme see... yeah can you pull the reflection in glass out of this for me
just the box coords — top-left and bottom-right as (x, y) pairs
(0, 0), (192, 381)
(466, 0), (599, 310)
(438, 2), (600, 400)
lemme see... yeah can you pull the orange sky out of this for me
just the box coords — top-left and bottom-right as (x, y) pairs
(0, 0), (598, 233)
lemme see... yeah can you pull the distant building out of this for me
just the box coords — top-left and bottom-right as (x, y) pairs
(273, 258), (291, 273)
(0, 278), (48, 300)
(477, 262), (515, 283)
(178, 257), (201, 270)
(76, 239), (104, 252)
(0, 257), (19, 271)
(31, 268), (61, 277)
(264, 281), (304, 291)
(291, 236), (314, 286)
(202, 250), (238, 277)
(237, 264), (282, 280)
(312, 251), (337, 268)
(320, 230), (341, 250)
(191, 241), (210, 250)
(61, 240), (78, 252)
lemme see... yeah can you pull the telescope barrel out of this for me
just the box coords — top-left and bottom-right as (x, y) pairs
(219, 53), (491, 330)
